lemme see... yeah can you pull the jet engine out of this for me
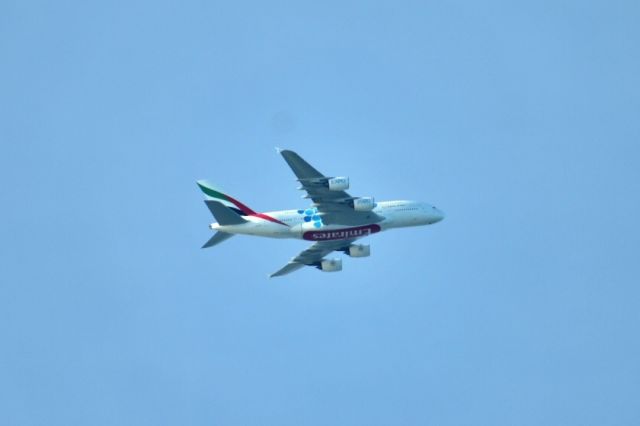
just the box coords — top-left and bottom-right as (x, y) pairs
(319, 258), (342, 272)
(347, 244), (370, 257)
(328, 177), (349, 191)
(352, 197), (376, 211)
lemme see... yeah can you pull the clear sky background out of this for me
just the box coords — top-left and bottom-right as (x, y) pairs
(2, 1), (639, 425)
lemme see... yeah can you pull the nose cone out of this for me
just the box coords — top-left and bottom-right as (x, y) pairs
(433, 208), (445, 223)
(429, 207), (445, 224)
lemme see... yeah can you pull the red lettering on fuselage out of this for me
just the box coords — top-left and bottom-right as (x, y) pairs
(303, 224), (381, 241)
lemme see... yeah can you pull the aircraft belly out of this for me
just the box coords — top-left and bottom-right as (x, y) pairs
(302, 224), (381, 241)
(252, 221), (293, 238)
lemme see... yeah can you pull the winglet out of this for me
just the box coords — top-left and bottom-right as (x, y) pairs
(275, 146), (283, 153)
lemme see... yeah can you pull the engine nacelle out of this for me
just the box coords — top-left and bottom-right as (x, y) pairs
(348, 244), (370, 257)
(328, 177), (349, 191)
(320, 258), (342, 272)
(353, 197), (376, 212)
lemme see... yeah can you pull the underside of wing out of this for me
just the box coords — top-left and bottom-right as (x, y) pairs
(269, 239), (357, 278)
(270, 262), (305, 278)
(279, 149), (383, 226)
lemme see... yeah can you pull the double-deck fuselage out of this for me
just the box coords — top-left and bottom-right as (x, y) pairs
(210, 200), (444, 241)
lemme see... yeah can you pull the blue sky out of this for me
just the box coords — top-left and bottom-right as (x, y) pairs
(1, 1), (639, 425)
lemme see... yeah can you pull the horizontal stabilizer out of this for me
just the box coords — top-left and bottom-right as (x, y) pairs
(202, 232), (234, 249)
(204, 200), (247, 226)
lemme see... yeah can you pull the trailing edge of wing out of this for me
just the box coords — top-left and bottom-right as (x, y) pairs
(269, 262), (305, 278)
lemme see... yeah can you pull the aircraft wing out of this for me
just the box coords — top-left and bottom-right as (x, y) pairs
(279, 149), (383, 225)
(269, 239), (357, 278)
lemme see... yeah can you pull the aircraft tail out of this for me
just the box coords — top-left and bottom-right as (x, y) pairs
(196, 180), (257, 216)
(202, 231), (234, 249)
(204, 200), (248, 226)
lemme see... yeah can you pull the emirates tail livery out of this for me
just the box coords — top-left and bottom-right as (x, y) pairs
(197, 149), (444, 277)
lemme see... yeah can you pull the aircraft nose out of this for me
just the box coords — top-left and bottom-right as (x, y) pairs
(431, 207), (445, 223)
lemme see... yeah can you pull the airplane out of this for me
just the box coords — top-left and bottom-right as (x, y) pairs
(197, 149), (444, 277)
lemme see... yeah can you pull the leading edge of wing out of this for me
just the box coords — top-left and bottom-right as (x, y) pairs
(279, 149), (325, 180)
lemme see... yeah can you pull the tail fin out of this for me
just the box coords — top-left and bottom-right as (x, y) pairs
(196, 180), (256, 216)
(202, 231), (234, 249)
(204, 200), (247, 226)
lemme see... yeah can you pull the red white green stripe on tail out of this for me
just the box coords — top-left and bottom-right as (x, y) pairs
(196, 180), (287, 226)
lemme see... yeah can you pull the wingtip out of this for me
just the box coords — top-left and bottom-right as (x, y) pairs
(268, 269), (281, 278)
(276, 147), (294, 156)
(269, 268), (287, 278)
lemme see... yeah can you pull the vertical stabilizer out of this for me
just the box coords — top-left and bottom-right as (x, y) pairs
(196, 180), (256, 216)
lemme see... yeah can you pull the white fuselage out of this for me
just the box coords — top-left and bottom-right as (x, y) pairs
(210, 200), (444, 241)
